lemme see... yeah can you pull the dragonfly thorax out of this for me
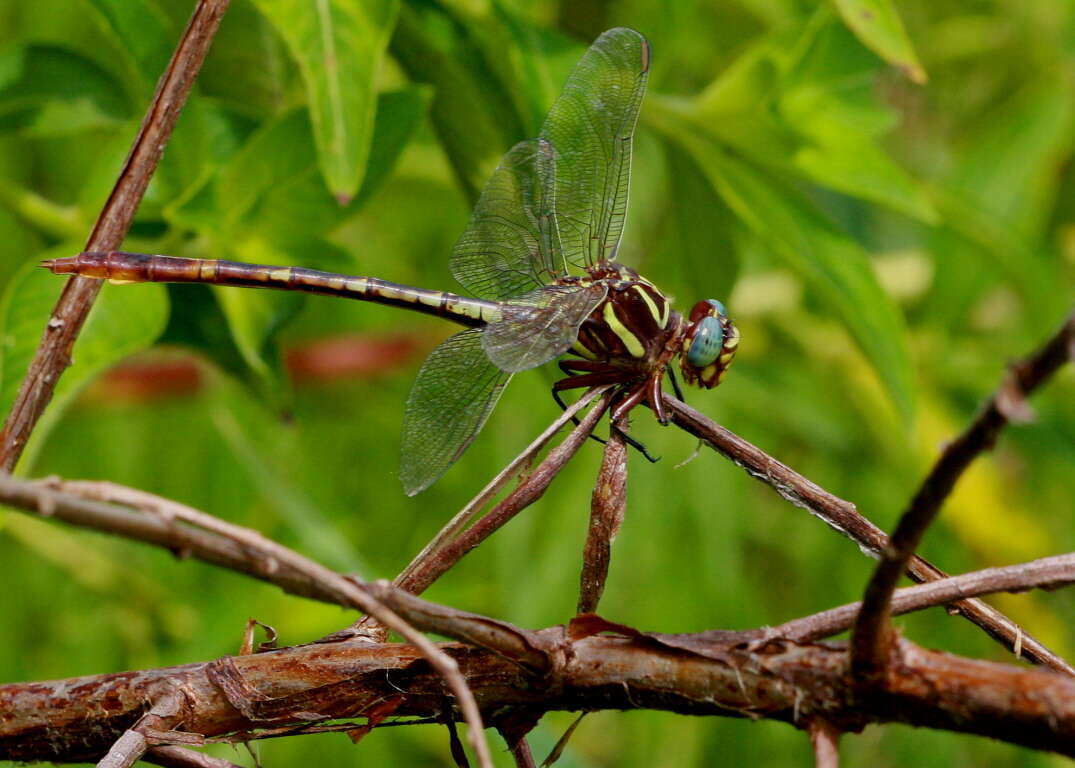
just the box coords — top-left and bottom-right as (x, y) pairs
(567, 262), (679, 370)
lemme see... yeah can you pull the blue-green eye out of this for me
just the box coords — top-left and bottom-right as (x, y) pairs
(687, 316), (725, 368)
(706, 299), (726, 317)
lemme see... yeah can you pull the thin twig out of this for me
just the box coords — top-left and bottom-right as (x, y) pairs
(392, 390), (613, 596)
(2, 475), (350, 606)
(508, 737), (537, 768)
(578, 416), (627, 614)
(0, 0), (231, 471)
(394, 387), (607, 592)
(144, 746), (244, 768)
(851, 310), (1075, 683)
(809, 719), (840, 768)
(97, 691), (186, 768)
(773, 552), (1075, 641)
(1, 479), (495, 768)
(347, 388), (613, 642)
(664, 393), (1075, 675)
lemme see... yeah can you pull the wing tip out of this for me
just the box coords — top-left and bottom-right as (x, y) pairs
(603, 27), (650, 74)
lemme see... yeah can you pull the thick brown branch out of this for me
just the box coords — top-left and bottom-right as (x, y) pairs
(0, 0), (231, 471)
(0, 479), (494, 766)
(3, 612), (1074, 763)
(852, 310), (1075, 683)
(664, 393), (1075, 675)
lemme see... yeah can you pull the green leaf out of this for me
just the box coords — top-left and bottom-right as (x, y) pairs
(249, 0), (400, 202)
(170, 89), (428, 240)
(718, 156), (913, 419)
(688, 21), (936, 223)
(948, 77), (1075, 240)
(651, 111), (914, 419)
(81, 0), (174, 94)
(830, 0), (926, 83)
(346, 87), (431, 209)
(0, 250), (169, 470)
(656, 139), (740, 301)
(21, 97), (123, 137)
(390, 3), (526, 202)
(0, 45), (128, 131)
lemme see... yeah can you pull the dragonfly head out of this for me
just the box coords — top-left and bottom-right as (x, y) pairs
(679, 299), (739, 389)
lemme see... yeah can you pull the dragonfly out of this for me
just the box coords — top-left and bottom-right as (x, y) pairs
(44, 27), (739, 496)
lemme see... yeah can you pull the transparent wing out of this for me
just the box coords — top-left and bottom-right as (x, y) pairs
(481, 283), (607, 373)
(451, 138), (564, 301)
(400, 328), (512, 496)
(540, 27), (649, 267)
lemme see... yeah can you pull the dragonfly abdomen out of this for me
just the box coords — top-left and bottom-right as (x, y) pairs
(44, 252), (502, 327)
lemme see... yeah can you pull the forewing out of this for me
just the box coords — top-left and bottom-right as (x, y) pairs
(540, 27), (649, 267)
(400, 328), (512, 496)
(481, 283), (607, 373)
(451, 139), (564, 300)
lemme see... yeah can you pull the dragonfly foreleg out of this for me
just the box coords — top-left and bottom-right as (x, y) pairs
(553, 369), (660, 462)
(668, 367), (685, 404)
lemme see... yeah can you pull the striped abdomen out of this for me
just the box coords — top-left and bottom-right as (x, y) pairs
(44, 252), (503, 327)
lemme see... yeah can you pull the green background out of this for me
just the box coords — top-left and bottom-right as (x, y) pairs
(1, 0), (1073, 765)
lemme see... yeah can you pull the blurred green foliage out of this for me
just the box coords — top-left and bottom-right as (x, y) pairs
(1, 0), (1074, 766)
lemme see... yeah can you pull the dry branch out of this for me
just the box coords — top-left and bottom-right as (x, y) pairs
(852, 310), (1075, 682)
(664, 393), (1075, 675)
(0, 0), (231, 471)
(4, 588), (1075, 764)
(577, 417), (628, 614)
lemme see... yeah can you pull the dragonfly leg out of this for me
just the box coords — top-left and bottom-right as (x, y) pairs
(668, 367), (685, 403)
(646, 373), (669, 425)
(558, 359), (612, 375)
(553, 373), (659, 461)
(610, 382), (647, 422)
(609, 384), (660, 463)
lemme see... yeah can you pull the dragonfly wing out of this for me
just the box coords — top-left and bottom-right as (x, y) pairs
(451, 138), (564, 300)
(481, 283), (607, 373)
(540, 27), (649, 268)
(400, 327), (512, 496)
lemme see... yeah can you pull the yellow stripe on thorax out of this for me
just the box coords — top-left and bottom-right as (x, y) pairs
(633, 285), (667, 329)
(603, 301), (645, 358)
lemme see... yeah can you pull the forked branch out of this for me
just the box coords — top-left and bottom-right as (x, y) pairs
(664, 392), (1075, 674)
(852, 309), (1075, 683)
(4, 585), (1075, 764)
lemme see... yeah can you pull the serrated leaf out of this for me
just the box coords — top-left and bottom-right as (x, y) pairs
(830, 0), (926, 83)
(0, 249), (169, 470)
(250, 0), (399, 201)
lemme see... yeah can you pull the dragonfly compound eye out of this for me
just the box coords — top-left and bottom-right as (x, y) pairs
(680, 299), (739, 389)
